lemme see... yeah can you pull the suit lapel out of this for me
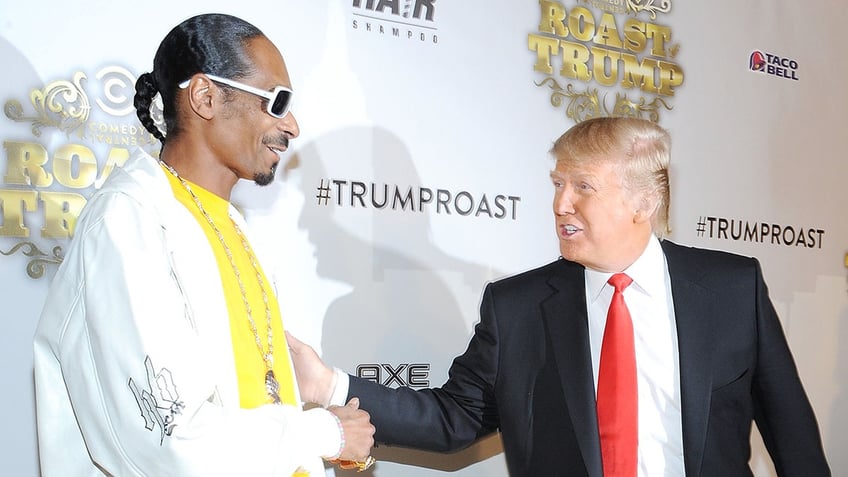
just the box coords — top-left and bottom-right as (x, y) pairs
(542, 260), (604, 477)
(662, 241), (716, 477)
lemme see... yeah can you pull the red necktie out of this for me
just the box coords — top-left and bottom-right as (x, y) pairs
(597, 273), (637, 477)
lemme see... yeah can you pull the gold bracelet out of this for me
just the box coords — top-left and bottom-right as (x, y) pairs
(328, 456), (376, 472)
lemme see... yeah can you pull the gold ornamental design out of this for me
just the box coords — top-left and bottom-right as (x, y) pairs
(4, 72), (90, 137)
(0, 242), (64, 279)
(626, 0), (671, 19)
(536, 78), (671, 122)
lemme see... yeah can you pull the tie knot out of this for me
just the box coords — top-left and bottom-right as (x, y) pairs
(608, 273), (632, 292)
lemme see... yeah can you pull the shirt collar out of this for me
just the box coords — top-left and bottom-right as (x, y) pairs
(585, 235), (666, 303)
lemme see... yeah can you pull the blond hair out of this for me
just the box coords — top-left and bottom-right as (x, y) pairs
(551, 117), (672, 237)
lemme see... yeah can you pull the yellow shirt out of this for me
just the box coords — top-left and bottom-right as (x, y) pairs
(164, 168), (297, 408)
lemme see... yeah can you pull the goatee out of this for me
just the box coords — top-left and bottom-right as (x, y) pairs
(254, 161), (278, 186)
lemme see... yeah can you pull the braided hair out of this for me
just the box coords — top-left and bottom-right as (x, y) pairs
(134, 13), (264, 143)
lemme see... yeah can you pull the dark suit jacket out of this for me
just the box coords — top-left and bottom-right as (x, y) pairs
(348, 240), (830, 476)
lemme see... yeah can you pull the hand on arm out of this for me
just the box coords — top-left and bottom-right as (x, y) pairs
(286, 332), (336, 407)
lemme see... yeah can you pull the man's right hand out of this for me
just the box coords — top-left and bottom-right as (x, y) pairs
(328, 397), (375, 462)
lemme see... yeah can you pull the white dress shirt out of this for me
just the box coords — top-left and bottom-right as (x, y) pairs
(585, 236), (685, 477)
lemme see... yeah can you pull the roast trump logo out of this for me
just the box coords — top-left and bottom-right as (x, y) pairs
(0, 66), (160, 278)
(528, 0), (684, 123)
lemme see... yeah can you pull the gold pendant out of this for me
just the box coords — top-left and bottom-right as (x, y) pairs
(265, 370), (282, 404)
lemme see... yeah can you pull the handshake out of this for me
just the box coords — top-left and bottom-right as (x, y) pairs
(325, 398), (377, 472)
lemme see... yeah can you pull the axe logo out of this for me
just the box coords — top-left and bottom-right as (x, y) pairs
(356, 363), (431, 388)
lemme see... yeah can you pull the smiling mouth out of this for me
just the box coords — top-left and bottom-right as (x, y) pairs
(264, 135), (290, 155)
(267, 144), (287, 155)
(562, 224), (582, 236)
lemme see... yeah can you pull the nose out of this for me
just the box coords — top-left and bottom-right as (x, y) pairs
(553, 185), (576, 215)
(278, 110), (300, 139)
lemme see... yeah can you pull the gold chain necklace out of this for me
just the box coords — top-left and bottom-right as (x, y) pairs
(161, 161), (282, 404)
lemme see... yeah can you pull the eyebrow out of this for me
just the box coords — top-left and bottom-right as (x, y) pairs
(550, 169), (597, 182)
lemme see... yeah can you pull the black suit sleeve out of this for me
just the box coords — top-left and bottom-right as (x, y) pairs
(347, 283), (502, 452)
(750, 261), (831, 476)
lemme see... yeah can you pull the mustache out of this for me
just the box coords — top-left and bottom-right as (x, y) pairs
(262, 134), (290, 150)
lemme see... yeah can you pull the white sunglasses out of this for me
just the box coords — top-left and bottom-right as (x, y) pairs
(179, 73), (293, 118)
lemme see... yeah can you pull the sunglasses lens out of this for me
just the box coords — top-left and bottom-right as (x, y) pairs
(270, 89), (292, 117)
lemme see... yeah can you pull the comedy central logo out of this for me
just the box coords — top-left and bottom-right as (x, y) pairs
(350, 0), (439, 44)
(528, 0), (684, 124)
(749, 49), (799, 81)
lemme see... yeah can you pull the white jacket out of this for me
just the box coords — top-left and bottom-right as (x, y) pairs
(33, 151), (338, 476)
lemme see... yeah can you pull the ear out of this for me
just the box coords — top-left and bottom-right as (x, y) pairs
(633, 195), (658, 225)
(182, 74), (216, 120)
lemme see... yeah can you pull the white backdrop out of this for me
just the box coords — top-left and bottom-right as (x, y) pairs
(1, 1), (846, 476)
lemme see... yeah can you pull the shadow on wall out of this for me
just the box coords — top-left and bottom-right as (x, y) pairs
(291, 126), (507, 474)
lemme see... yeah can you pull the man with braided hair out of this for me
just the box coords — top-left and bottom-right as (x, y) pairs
(33, 13), (374, 476)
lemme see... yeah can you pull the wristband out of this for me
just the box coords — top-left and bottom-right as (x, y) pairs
(324, 411), (345, 461)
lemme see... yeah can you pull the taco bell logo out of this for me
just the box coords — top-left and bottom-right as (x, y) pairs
(749, 51), (766, 71)
(749, 49), (799, 81)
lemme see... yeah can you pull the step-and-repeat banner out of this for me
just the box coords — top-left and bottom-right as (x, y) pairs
(2, 1), (846, 475)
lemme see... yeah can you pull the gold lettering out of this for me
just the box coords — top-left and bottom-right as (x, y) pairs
(41, 191), (86, 238)
(528, 33), (560, 74)
(645, 23), (672, 57)
(560, 40), (592, 82)
(53, 144), (98, 189)
(656, 60), (684, 96)
(568, 7), (595, 42)
(593, 13), (623, 50)
(619, 55), (682, 96)
(590, 46), (619, 87)
(538, 0), (568, 36)
(0, 189), (38, 237)
(3, 141), (53, 187)
(531, 1), (684, 101)
(622, 19), (647, 53)
(620, 53), (661, 93)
